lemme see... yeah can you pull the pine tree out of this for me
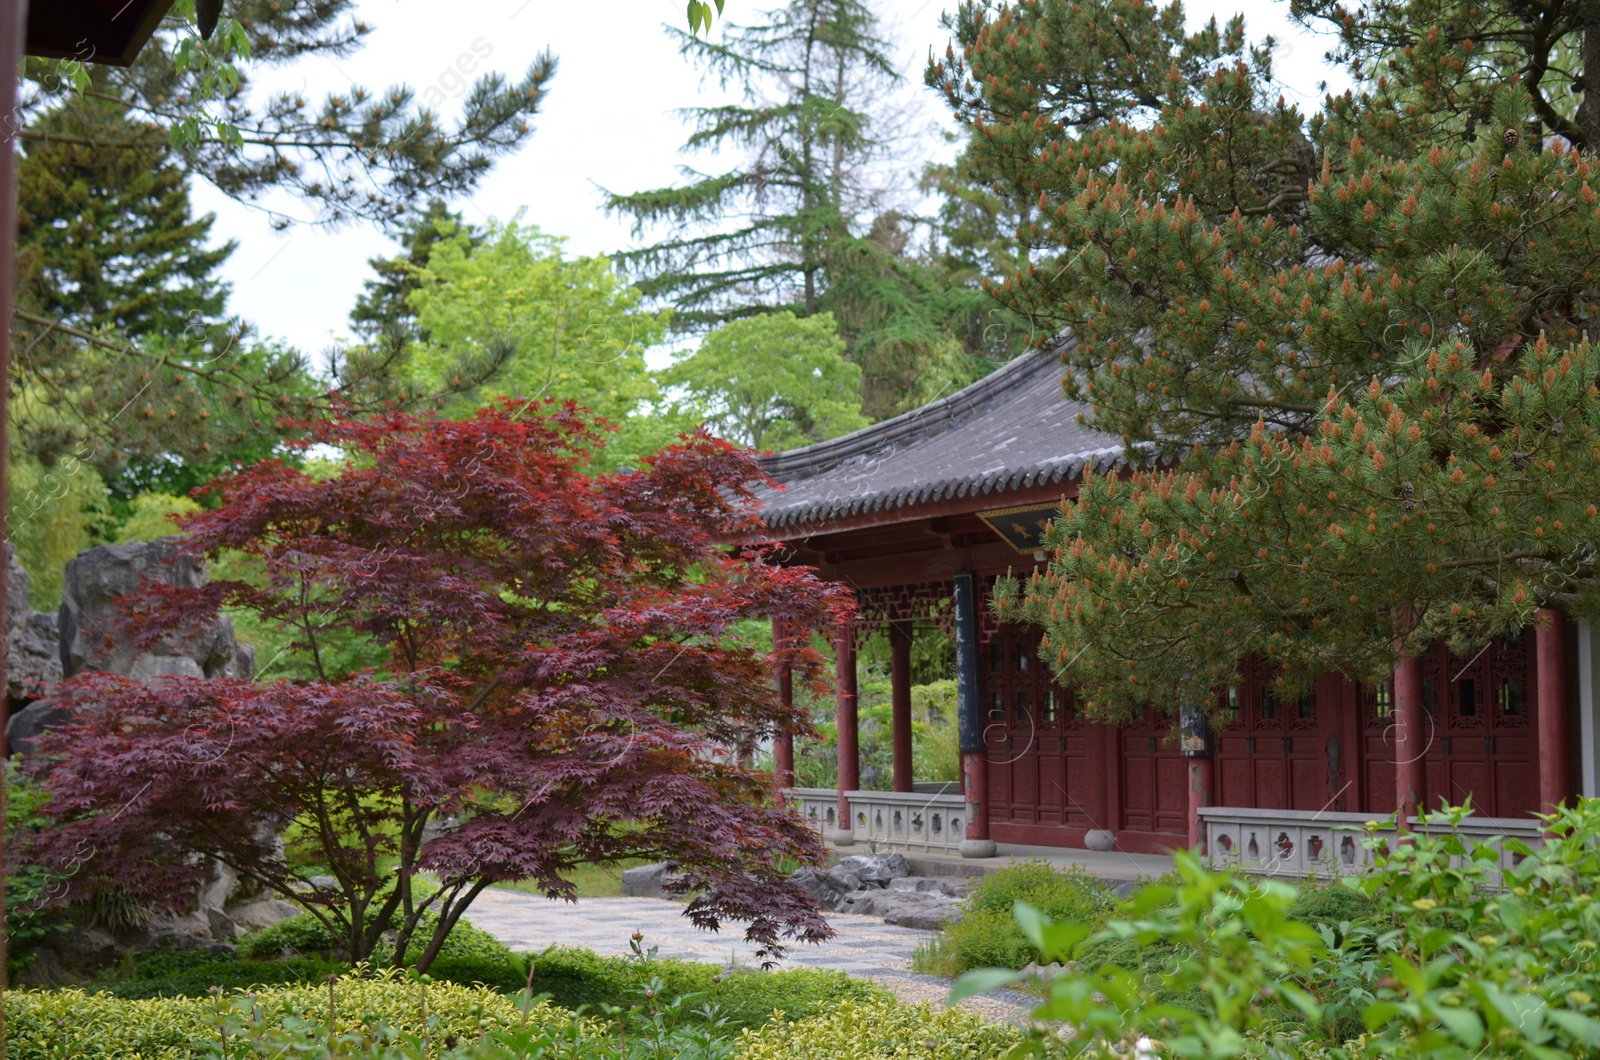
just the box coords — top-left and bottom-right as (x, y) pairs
(933, 0), (1600, 716)
(10, 93), (313, 490)
(606, 0), (901, 327)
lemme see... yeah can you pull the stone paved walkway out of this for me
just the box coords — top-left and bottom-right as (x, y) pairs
(468, 888), (1036, 1024)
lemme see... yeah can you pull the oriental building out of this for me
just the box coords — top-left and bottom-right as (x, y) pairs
(754, 348), (1600, 875)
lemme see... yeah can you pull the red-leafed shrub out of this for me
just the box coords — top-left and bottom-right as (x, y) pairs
(29, 401), (846, 971)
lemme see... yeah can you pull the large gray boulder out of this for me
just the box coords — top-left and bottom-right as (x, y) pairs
(834, 853), (911, 886)
(5, 697), (69, 757)
(836, 888), (963, 930)
(5, 543), (63, 701)
(621, 861), (685, 898)
(59, 538), (251, 681)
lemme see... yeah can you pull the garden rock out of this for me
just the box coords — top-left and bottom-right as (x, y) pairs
(788, 867), (869, 911)
(888, 875), (968, 898)
(5, 696), (69, 757)
(621, 861), (684, 898)
(836, 888), (961, 930)
(59, 538), (251, 681)
(834, 852), (910, 885)
(227, 897), (302, 934)
(5, 543), (63, 701)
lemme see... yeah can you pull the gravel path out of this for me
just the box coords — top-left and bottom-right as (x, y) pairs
(468, 889), (1036, 1024)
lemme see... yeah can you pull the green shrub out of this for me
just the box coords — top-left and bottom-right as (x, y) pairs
(736, 998), (1023, 1060)
(236, 910), (524, 991)
(1287, 878), (1380, 945)
(9, 969), (595, 1060)
(92, 948), (350, 1000)
(938, 860), (1116, 973)
(528, 945), (886, 1030)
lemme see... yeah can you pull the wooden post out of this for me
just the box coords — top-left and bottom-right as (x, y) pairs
(772, 619), (795, 789)
(833, 612), (858, 845)
(1537, 609), (1572, 814)
(1, 0), (28, 1012)
(1394, 653), (1426, 823)
(889, 619), (914, 793)
(953, 569), (995, 857)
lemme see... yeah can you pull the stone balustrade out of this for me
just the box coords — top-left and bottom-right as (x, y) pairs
(1198, 806), (1544, 883)
(789, 787), (967, 854)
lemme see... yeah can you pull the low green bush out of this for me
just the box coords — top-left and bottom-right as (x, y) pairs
(736, 997), (1023, 1060)
(91, 948), (350, 1000)
(234, 911), (526, 991)
(529, 945), (886, 1031)
(9, 968), (594, 1060)
(936, 860), (1116, 974)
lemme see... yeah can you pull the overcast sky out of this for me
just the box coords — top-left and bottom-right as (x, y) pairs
(196, 0), (1350, 361)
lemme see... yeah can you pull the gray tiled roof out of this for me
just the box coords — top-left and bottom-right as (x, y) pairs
(756, 347), (1126, 530)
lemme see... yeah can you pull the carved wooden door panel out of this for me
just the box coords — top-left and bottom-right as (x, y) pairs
(983, 625), (1090, 828)
(1216, 662), (1344, 812)
(1118, 706), (1186, 836)
(1421, 635), (1538, 818)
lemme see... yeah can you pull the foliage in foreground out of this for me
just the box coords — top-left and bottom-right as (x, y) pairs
(27, 402), (848, 974)
(10, 966), (988, 1060)
(956, 799), (1600, 1058)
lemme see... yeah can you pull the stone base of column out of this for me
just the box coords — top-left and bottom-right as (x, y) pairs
(831, 827), (855, 848)
(1084, 829), (1116, 852)
(959, 838), (997, 859)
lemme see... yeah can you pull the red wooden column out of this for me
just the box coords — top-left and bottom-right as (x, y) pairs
(772, 619), (795, 789)
(889, 619), (914, 793)
(834, 612), (859, 845)
(1187, 755), (1214, 852)
(1537, 609), (1572, 814)
(1394, 653), (1426, 822)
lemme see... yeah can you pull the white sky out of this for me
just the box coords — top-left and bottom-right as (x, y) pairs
(197, 0), (1350, 361)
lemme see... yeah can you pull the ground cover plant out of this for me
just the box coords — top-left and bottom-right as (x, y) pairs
(954, 798), (1600, 1057)
(24, 401), (850, 975)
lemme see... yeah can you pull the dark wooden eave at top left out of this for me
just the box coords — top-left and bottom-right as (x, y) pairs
(27, 0), (177, 67)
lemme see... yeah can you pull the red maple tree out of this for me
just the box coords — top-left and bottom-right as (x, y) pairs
(29, 402), (846, 969)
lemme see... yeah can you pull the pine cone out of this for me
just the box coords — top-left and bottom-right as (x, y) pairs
(1503, 127), (1520, 148)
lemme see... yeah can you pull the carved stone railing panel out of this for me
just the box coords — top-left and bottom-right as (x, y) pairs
(1199, 806), (1542, 885)
(789, 787), (967, 854)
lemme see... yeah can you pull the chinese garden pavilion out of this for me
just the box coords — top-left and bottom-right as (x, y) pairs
(756, 348), (1600, 870)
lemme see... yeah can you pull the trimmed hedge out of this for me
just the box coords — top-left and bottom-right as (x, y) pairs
(8, 970), (592, 1059)
(529, 945), (888, 1030)
(736, 998), (1023, 1059)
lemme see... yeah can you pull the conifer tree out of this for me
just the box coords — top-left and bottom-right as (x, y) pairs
(606, 0), (901, 326)
(932, 0), (1600, 715)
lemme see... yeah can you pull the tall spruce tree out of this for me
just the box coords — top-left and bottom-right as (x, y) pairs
(931, 0), (1600, 716)
(606, 0), (901, 326)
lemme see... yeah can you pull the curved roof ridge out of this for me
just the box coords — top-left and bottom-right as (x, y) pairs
(759, 345), (1067, 480)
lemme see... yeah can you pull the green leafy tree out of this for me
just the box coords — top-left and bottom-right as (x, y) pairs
(664, 312), (867, 450)
(349, 201), (482, 348)
(405, 219), (672, 466)
(931, 0), (1600, 715)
